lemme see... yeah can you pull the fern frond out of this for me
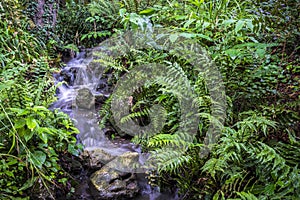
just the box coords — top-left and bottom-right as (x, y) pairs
(149, 148), (192, 173)
(148, 134), (181, 148)
(235, 113), (277, 137)
(120, 107), (150, 124)
(202, 158), (227, 179)
(99, 96), (112, 128)
(88, 0), (119, 18)
(236, 191), (258, 200)
(273, 141), (300, 166)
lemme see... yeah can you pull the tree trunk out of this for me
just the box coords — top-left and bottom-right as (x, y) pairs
(34, 0), (59, 29)
(34, 0), (45, 26)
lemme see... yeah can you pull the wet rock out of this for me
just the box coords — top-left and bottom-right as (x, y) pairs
(81, 148), (116, 169)
(59, 66), (79, 85)
(75, 88), (95, 110)
(89, 151), (140, 199)
(95, 93), (108, 105)
(90, 165), (139, 200)
(109, 152), (140, 171)
(86, 60), (104, 81)
(96, 82), (107, 90)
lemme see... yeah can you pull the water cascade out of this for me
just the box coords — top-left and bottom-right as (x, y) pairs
(52, 51), (177, 200)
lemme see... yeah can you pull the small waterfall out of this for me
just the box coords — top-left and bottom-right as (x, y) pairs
(52, 50), (177, 200)
(52, 51), (110, 149)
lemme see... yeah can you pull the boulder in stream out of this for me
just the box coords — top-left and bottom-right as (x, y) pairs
(75, 88), (95, 110)
(90, 165), (139, 199)
(81, 148), (117, 169)
(89, 151), (140, 199)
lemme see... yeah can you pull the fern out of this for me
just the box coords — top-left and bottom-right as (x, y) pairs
(235, 111), (277, 137)
(99, 95), (113, 129)
(202, 158), (227, 180)
(273, 141), (300, 166)
(120, 107), (150, 124)
(201, 112), (300, 199)
(147, 133), (188, 148)
(235, 191), (259, 200)
(88, 0), (120, 20)
(149, 147), (193, 174)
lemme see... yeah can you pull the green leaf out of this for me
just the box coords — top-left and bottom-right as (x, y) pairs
(119, 8), (127, 17)
(235, 20), (245, 33)
(264, 184), (275, 195)
(139, 8), (155, 15)
(23, 129), (34, 142)
(7, 158), (18, 165)
(32, 106), (49, 112)
(236, 191), (258, 200)
(0, 80), (14, 90)
(37, 127), (55, 143)
(179, 33), (195, 38)
(169, 34), (179, 43)
(63, 44), (79, 52)
(189, 0), (204, 7)
(30, 151), (46, 168)
(18, 177), (37, 191)
(10, 108), (29, 116)
(81, 34), (88, 41)
(213, 190), (225, 200)
(5, 170), (14, 177)
(38, 132), (48, 144)
(246, 20), (254, 31)
(255, 48), (266, 58)
(85, 16), (94, 22)
(178, 32), (213, 41)
(195, 33), (213, 41)
(14, 119), (26, 129)
(174, 15), (187, 20)
(183, 18), (196, 28)
(222, 19), (236, 26)
(26, 116), (37, 130)
(68, 144), (79, 156)
(225, 48), (241, 59)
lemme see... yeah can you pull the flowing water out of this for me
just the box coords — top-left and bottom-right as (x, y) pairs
(52, 51), (177, 200)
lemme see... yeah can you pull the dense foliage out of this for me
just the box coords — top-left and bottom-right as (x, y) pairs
(0, 1), (80, 199)
(94, 0), (300, 199)
(0, 0), (299, 199)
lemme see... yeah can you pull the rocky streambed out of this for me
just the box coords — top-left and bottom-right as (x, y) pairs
(52, 50), (178, 200)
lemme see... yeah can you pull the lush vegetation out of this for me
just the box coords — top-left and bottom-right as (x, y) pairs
(0, 0), (299, 199)
(0, 1), (80, 199)
(95, 0), (300, 199)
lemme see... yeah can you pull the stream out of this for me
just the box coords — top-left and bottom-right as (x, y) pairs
(52, 51), (178, 200)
